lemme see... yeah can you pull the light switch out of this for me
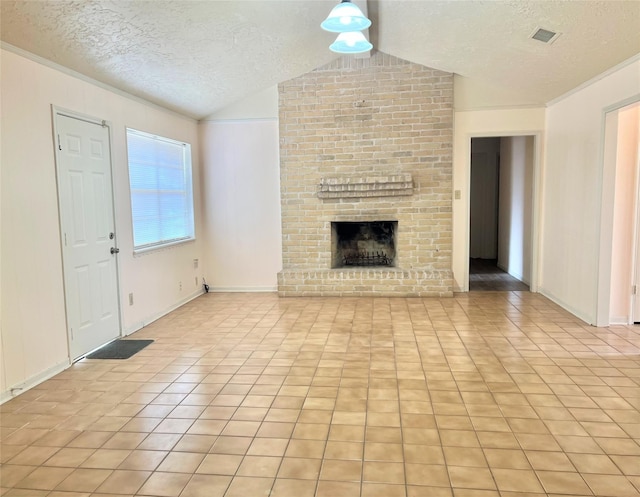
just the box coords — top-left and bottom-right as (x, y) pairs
(454, 190), (461, 200)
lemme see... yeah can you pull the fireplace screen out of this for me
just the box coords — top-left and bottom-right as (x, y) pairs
(331, 221), (397, 268)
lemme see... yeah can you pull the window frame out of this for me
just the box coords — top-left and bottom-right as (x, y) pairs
(125, 127), (195, 254)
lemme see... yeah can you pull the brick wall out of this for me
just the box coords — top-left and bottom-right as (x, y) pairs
(277, 52), (453, 297)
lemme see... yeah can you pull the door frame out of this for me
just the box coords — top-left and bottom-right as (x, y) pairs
(51, 106), (122, 359)
(463, 132), (542, 292)
(595, 96), (640, 327)
(632, 155), (640, 323)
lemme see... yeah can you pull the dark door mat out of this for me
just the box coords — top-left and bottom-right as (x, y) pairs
(86, 339), (154, 359)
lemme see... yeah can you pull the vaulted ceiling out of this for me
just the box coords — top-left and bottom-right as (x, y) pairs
(2, 0), (639, 120)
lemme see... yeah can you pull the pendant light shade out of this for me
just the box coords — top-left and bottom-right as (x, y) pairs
(329, 31), (373, 54)
(321, 0), (371, 33)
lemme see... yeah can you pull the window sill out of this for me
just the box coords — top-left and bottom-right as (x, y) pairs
(133, 237), (195, 256)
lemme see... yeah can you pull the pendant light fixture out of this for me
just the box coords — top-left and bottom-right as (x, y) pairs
(321, 0), (373, 54)
(321, 0), (371, 33)
(329, 31), (373, 54)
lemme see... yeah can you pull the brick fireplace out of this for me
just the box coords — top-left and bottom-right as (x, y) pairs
(277, 52), (453, 297)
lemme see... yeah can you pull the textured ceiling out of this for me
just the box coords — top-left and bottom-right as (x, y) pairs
(1, 0), (639, 119)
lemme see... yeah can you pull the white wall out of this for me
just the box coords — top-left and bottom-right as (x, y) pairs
(543, 57), (640, 324)
(199, 87), (282, 291)
(203, 86), (279, 121)
(1, 48), (205, 401)
(498, 136), (534, 283)
(453, 108), (545, 291)
(609, 105), (639, 323)
(469, 138), (500, 259)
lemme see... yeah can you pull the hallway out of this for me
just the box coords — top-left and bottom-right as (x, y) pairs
(470, 258), (530, 292)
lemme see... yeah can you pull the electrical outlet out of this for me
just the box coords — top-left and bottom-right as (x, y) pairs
(193, 258), (199, 269)
(179, 281), (182, 292)
(128, 293), (134, 306)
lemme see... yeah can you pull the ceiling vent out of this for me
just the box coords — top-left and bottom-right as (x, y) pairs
(530, 27), (559, 44)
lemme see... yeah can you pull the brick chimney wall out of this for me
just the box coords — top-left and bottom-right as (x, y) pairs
(277, 52), (454, 297)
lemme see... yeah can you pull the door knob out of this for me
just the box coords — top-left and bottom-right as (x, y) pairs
(110, 247), (120, 255)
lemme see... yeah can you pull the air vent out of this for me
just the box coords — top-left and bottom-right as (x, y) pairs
(530, 27), (559, 44)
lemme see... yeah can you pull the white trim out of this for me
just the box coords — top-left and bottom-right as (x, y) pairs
(122, 289), (204, 336)
(530, 132), (543, 294)
(633, 149), (640, 324)
(595, 97), (640, 327)
(53, 106), (108, 126)
(210, 286), (278, 293)
(2, 42), (197, 122)
(538, 287), (593, 326)
(199, 117), (278, 124)
(496, 262), (528, 285)
(547, 53), (640, 107)
(496, 261), (508, 273)
(133, 237), (196, 256)
(603, 95), (640, 115)
(454, 103), (548, 113)
(609, 317), (630, 326)
(1, 360), (70, 405)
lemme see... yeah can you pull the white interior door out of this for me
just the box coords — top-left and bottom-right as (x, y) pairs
(55, 112), (120, 359)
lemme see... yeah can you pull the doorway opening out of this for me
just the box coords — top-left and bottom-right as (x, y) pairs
(598, 100), (640, 325)
(469, 136), (534, 291)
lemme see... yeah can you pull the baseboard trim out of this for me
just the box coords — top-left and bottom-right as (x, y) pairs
(1, 360), (70, 405)
(1, 291), (206, 403)
(537, 286), (594, 325)
(609, 317), (630, 326)
(210, 286), (278, 293)
(123, 289), (205, 336)
(496, 262), (530, 284)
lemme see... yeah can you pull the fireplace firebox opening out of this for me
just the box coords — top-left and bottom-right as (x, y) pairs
(331, 221), (398, 268)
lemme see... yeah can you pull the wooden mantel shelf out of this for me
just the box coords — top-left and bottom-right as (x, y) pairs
(318, 174), (413, 199)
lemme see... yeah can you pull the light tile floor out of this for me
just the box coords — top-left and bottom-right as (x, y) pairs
(1, 292), (639, 497)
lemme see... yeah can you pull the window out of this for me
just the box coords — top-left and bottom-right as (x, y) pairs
(126, 128), (194, 252)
